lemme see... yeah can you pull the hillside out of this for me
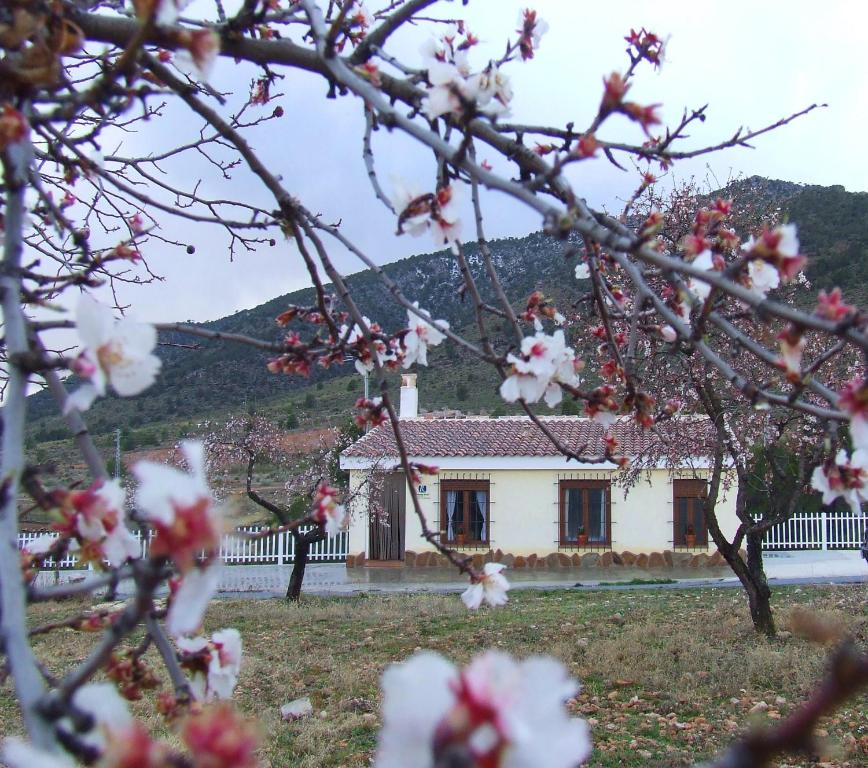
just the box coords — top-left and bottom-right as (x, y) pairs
(26, 177), (868, 462)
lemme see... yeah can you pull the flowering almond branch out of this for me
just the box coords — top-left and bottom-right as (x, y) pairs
(0, 1), (865, 764)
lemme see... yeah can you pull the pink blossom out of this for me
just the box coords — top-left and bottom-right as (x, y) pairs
(810, 449), (868, 515)
(312, 483), (348, 538)
(181, 703), (258, 768)
(776, 326), (804, 382)
(743, 223), (806, 285)
(134, 441), (222, 573)
(376, 650), (590, 768)
(516, 9), (549, 60)
(0, 104), (29, 150)
(51, 479), (139, 568)
(461, 563), (510, 610)
(838, 378), (868, 452)
(816, 288), (855, 321)
(177, 628), (242, 700)
(180, 29), (220, 81)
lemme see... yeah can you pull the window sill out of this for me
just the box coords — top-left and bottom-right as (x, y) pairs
(559, 543), (612, 549)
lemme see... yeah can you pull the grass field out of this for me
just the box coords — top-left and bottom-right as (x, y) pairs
(2, 585), (866, 767)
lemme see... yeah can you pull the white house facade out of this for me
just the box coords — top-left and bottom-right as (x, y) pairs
(339, 378), (739, 570)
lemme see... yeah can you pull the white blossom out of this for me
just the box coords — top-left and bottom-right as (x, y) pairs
(810, 449), (868, 516)
(178, 628), (242, 700)
(390, 178), (429, 236)
(468, 63), (514, 117)
(461, 562), (510, 610)
(65, 295), (161, 413)
(60, 683), (132, 751)
(341, 316), (397, 375)
(851, 414), (868, 454)
(376, 650), (591, 768)
(403, 303), (448, 368)
(517, 9), (550, 53)
(167, 564), (220, 638)
(686, 249), (715, 302)
(748, 258), (781, 297)
(207, 628), (242, 699)
(313, 483), (348, 538)
(574, 262), (590, 280)
(431, 185), (462, 247)
(592, 410), (617, 429)
(155, 0), (191, 26)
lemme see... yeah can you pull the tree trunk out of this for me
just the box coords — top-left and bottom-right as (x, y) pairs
(286, 530), (308, 602)
(285, 528), (326, 602)
(745, 530), (775, 636)
(716, 531), (776, 637)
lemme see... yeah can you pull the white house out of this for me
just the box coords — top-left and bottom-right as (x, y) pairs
(339, 376), (739, 569)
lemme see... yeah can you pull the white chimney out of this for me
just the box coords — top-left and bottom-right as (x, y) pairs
(399, 373), (418, 419)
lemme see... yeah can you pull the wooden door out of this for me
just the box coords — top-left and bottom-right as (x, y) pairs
(370, 472), (405, 560)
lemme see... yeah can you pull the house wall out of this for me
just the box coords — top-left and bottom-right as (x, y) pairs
(346, 464), (739, 559)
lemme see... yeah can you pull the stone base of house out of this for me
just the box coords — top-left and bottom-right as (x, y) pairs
(346, 548), (743, 569)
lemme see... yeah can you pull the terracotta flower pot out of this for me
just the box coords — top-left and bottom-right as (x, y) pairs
(685, 533), (696, 548)
(577, 533), (589, 546)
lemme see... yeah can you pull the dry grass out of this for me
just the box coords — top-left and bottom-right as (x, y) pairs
(1, 585), (866, 767)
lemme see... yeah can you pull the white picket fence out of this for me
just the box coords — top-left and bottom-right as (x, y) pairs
(759, 510), (865, 551)
(18, 525), (349, 570)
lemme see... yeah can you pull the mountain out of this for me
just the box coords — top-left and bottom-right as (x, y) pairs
(26, 177), (868, 454)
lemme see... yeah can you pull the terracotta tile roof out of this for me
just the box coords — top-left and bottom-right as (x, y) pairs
(342, 416), (708, 459)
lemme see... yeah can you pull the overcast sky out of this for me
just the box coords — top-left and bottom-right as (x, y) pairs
(84, 0), (867, 324)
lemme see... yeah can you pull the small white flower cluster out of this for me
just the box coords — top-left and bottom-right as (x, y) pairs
(341, 315), (398, 375)
(24, 479), (139, 569)
(499, 330), (581, 408)
(420, 28), (515, 121)
(376, 650), (591, 768)
(685, 224), (803, 304)
(342, 305), (448, 376)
